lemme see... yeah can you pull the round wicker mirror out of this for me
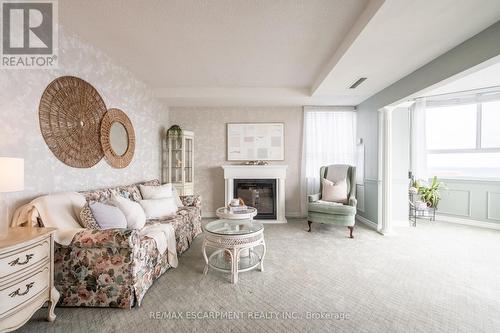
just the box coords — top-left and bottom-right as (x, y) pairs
(39, 76), (107, 168)
(100, 108), (135, 168)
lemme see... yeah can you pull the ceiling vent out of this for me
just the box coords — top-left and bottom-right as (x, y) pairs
(349, 77), (367, 89)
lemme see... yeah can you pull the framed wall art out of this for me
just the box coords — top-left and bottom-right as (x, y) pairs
(227, 123), (284, 161)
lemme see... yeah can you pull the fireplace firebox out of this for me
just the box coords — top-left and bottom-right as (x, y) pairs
(233, 179), (276, 220)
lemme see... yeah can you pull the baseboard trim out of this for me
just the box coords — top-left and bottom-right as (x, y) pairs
(355, 215), (378, 230)
(285, 212), (305, 218)
(436, 214), (500, 231)
(202, 212), (216, 218)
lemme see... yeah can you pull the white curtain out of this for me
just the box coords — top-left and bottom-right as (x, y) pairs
(300, 107), (357, 215)
(410, 98), (428, 181)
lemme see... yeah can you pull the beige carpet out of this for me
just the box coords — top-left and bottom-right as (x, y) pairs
(19, 219), (500, 333)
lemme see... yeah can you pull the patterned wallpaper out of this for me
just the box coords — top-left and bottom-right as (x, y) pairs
(169, 107), (303, 217)
(0, 27), (169, 224)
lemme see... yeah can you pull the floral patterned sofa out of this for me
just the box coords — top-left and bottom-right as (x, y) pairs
(50, 180), (202, 309)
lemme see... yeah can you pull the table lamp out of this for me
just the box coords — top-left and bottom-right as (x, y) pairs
(0, 158), (24, 239)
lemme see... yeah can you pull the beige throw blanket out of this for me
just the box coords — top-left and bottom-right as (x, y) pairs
(140, 223), (178, 268)
(12, 192), (178, 267)
(11, 192), (86, 245)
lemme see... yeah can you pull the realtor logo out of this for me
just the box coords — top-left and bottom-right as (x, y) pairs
(1, 0), (58, 68)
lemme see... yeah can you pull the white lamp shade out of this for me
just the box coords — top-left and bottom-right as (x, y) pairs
(0, 158), (24, 192)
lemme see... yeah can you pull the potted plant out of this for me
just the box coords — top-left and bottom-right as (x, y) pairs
(418, 176), (445, 208)
(167, 125), (183, 137)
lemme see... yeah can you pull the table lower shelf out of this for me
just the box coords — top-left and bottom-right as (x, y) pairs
(208, 249), (261, 272)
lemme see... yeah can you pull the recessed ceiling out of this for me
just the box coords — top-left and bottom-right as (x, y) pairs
(59, 0), (500, 106)
(312, 0), (500, 105)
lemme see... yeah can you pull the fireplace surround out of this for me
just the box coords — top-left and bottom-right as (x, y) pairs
(222, 165), (287, 223)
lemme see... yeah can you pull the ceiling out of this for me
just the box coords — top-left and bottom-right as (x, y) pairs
(59, 0), (500, 106)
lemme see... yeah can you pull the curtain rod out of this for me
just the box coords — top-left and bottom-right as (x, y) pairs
(414, 85), (500, 101)
(303, 105), (356, 112)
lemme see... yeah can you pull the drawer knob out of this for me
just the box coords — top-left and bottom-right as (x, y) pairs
(9, 282), (35, 297)
(8, 253), (34, 266)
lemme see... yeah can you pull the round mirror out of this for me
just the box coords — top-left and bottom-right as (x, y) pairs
(100, 108), (135, 169)
(109, 122), (128, 156)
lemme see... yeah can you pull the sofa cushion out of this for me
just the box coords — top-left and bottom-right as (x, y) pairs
(308, 201), (356, 216)
(90, 202), (127, 229)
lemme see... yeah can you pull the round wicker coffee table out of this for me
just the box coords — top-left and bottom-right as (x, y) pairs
(202, 219), (265, 284)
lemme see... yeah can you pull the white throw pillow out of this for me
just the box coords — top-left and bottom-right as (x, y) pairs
(321, 178), (348, 204)
(172, 186), (183, 208)
(88, 202), (127, 230)
(139, 198), (178, 219)
(139, 183), (173, 199)
(108, 194), (146, 229)
(140, 183), (183, 207)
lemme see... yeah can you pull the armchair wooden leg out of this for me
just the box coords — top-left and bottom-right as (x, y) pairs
(348, 226), (354, 239)
(307, 221), (312, 232)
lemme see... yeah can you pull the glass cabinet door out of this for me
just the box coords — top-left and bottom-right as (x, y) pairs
(185, 137), (193, 183)
(170, 136), (183, 183)
(165, 131), (193, 188)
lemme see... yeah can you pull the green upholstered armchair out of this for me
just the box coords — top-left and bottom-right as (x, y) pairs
(307, 165), (357, 238)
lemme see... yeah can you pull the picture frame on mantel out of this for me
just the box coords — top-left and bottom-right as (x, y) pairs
(227, 122), (285, 161)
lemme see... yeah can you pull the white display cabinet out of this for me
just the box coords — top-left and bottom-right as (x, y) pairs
(164, 130), (194, 195)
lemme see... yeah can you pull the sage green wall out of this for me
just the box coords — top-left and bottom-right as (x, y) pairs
(356, 20), (500, 224)
(356, 104), (379, 223)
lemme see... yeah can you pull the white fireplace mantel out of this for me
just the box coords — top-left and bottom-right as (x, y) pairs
(222, 165), (287, 223)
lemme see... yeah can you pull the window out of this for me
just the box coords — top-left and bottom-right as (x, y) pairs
(301, 108), (357, 194)
(424, 95), (500, 179)
(481, 100), (500, 148)
(425, 104), (476, 150)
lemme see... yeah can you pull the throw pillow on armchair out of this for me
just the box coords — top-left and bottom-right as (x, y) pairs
(321, 178), (348, 204)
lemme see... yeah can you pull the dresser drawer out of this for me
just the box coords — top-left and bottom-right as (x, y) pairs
(0, 238), (50, 279)
(0, 263), (50, 318)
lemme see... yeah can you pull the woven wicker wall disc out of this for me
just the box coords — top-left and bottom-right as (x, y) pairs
(39, 76), (107, 168)
(100, 108), (135, 169)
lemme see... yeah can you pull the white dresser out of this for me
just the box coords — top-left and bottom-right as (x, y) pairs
(0, 227), (59, 332)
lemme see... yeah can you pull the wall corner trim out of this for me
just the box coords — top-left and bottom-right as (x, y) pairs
(356, 215), (378, 230)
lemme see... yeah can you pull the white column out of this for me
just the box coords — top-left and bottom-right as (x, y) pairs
(378, 107), (394, 234)
(225, 179), (234, 205)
